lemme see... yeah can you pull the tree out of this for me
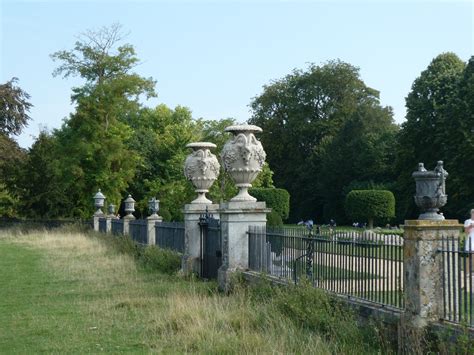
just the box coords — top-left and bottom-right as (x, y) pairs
(345, 190), (395, 229)
(49, 24), (156, 217)
(316, 102), (398, 222)
(127, 104), (201, 220)
(18, 131), (70, 218)
(250, 60), (395, 222)
(395, 53), (466, 220)
(0, 78), (32, 136)
(0, 77), (31, 216)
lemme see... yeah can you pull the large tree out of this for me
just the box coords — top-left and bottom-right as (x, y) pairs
(395, 53), (466, 220)
(0, 78), (31, 217)
(48, 24), (157, 217)
(249, 61), (396, 222)
(0, 77), (32, 136)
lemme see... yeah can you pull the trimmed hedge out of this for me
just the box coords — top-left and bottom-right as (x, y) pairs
(249, 187), (290, 220)
(345, 190), (395, 228)
(267, 210), (283, 226)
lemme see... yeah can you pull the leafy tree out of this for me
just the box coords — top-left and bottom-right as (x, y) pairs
(395, 53), (466, 220)
(48, 24), (156, 217)
(127, 104), (201, 220)
(18, 131), (70, 218)
(250, 61), (395, 222)
(345, 190), (395, 229)
(316, 103), (398, 222)
(0, 78), (32, 136)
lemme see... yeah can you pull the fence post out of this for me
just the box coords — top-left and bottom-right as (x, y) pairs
(147, 213), (162, 245)
(182, 203), (219, 275)
(399, 219), (461, 353)
(123, 214), (134, 235)
(218, 201), (270, 291)
(105, 204), (117, 234)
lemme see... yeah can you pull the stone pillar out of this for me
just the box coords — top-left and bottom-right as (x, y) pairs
(123, 214), (135, 235)
(399, 219), (461, 353)
(93, 212), (104, 232)
(182, 203), (219, 275)
(218, 201), (270, 291)
(147, 214), (163, 245)
(105, 215), (115, 233)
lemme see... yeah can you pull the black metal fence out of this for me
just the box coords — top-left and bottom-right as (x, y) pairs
(248, 226), (404, 309)
(98, 218), (107, 233)
(129, 219), (148, 245)
(440, 236), (473, 326)
(155, 222), (185, 253)
(111, 219), (124, 235)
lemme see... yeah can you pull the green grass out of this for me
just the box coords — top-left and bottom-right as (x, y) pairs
(0, 228), (390, 354)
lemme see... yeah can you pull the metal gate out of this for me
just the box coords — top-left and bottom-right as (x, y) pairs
(199, 211), (222, 279)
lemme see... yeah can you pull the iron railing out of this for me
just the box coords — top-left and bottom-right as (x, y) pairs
(111, 219), (124, 235)
(155, 222), (185, 253)
(129, 219), (148, 245)
(248, 226), (404, 309)
(98, 217), (107, 233)
(440, 236), (473, 327)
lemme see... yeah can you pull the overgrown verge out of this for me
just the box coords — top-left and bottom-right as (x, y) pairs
(97, 231), (182, 274)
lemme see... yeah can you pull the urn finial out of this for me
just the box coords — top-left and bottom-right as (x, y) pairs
(184, 142), (220, 204)
(412, 161), (448, 220)
(221, 124), (266, 202)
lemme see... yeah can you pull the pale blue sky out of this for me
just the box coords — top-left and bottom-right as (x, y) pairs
(1, 0), (473, 148)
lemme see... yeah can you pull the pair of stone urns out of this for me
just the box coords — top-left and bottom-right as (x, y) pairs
(184, 124), (266, 204)
(185, 123), (449, 221)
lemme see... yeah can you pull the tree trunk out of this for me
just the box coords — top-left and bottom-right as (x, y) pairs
(368, 218), (374, 230)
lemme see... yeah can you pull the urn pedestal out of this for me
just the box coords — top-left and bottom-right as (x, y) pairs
(221, 125), (266, 202)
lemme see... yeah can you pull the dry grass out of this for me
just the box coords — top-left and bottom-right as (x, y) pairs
(0, 228), (337, 354)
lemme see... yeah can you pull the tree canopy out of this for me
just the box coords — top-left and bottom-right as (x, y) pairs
(249, 61), (398, 222)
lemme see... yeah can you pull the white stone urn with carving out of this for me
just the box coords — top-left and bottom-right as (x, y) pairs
(221, 124), (266, 202)
(184, 142), (220, 204)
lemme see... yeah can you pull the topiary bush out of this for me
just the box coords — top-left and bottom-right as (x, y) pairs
(345, 190), (395, 229)
(267, 210), (283, 226)
(249, 188), (290, 220)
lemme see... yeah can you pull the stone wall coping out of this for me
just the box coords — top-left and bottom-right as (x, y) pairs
(403, 219), (462, 230)
(183, 203), (219, 213)
(219, 200), (270, 213)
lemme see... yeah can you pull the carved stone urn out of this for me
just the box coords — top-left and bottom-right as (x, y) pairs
(221, 124), (266, 202)
(412, 161), (448, 220)
(184, 142), (220, 204)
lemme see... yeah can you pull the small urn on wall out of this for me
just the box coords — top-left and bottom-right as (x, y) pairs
(184, 142), (220, 204)
(412, 161), (448, 220)
(221, 124), (266, 202)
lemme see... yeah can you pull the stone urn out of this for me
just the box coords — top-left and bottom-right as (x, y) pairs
(221, 124), (266, 202)
(412, 161), (448, 220)
(184, 142), (220, 204)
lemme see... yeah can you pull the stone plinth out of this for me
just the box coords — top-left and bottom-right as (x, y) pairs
(182, 203), (219, 275)
(147, 214), (163, 245)
(123, 214), (135, 235)
(105, 215), (118, 233)
(93, 212), (105, 232)
(218, 201), (270, 291)
(399, 219), (461, 353)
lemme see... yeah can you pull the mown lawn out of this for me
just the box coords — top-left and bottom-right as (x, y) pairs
(0, 229), (387, 354)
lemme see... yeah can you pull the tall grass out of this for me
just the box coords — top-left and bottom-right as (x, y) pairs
(0, 227), (391, 353)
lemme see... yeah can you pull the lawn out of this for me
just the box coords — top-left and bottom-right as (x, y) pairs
(0, 228), (386, 354)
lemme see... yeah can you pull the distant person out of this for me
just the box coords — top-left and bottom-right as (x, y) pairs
(464, 209), (474, 252)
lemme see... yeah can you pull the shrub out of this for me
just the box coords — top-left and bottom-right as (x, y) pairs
(267, 210), (283, 226)
(141, 246), (181, 274)
(345, 190), (395, 229)
(249, 187), (290, 220)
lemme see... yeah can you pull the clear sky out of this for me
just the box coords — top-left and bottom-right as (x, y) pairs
(1, 0), (473, 148)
